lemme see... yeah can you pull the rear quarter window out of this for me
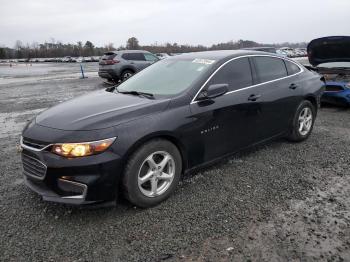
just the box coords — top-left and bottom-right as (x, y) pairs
(284, 60), (301, 75)
(254, 56), (288, 83)
(144, 53), (159, 62)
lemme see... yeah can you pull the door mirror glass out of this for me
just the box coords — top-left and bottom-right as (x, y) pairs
(197, 84), (228, 100)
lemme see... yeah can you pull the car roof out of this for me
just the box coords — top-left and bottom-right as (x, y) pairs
(168, 50), (278, 61)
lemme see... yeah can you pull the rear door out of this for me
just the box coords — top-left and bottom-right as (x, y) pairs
(121, 53), (148, 71)
(250, 56), (303, 140)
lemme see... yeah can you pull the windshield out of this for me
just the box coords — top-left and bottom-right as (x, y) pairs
(116, 58), (215, 96)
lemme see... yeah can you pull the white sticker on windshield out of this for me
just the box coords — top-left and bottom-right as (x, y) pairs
(192, 59), (215, 65)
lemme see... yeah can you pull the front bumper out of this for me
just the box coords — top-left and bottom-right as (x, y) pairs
(24, 177), (94, 205)
(21, 144), (124, 205)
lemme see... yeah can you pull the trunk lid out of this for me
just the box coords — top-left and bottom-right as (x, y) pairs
(307, 36), (350, 66)
(99, 52), (118, 66)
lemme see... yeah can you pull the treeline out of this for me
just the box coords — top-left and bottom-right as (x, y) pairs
(0, 39), (112, 59)
(0, 37), (308, 59)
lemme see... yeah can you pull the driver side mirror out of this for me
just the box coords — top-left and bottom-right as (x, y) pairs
(197, 84), (229, 100)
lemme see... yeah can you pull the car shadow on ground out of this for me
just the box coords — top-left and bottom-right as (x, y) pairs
(321, 103), (349, 111)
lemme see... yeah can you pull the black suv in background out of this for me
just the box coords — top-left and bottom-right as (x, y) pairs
(98, 50), (159, 82)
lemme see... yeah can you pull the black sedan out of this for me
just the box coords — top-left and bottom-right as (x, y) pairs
(21, 50), (324, 207)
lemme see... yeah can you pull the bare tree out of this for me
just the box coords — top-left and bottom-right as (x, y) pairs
(126, 37), (140, 50)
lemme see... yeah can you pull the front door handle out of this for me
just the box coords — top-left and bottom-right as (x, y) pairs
(289, 83), (298, 89)
(248, 94), (261, 101)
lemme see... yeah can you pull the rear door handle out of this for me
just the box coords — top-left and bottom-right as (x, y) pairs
(248, 94), (261, 101)
(289, 83), (298, 89)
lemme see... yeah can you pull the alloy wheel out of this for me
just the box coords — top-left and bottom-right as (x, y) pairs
(137, 151), (175, 197)
(298, 107), (313, 136)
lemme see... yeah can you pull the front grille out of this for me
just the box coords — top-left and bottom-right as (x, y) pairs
(22, 153), (47, 179)
(22, 137), (49, 150)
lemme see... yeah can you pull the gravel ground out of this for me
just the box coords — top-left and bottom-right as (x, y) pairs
(0, 64), (349, 261)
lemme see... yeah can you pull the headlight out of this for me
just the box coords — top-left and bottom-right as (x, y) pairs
(51, 137), (116, 157)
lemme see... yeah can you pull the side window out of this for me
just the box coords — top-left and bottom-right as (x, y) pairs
(122, 53), (145, 61)
(206, 58), (253, 92)
(144, 53), (159, 62)
(284, 60), (301, 75)
(122, 53), (131, 60)
(254, 57), (288, 83)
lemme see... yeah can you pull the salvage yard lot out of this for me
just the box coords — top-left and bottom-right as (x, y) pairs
(0, 63), (349, 261)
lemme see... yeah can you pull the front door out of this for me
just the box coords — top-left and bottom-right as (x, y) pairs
(188, 57), (261, 165)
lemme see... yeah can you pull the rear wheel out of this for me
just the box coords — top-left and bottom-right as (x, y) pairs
(121, 70), (134, 81)
(287, 100), (316, 142)
(122, 139), (182, 208)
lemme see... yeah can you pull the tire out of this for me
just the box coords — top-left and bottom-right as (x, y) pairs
(122, 139), (182, 208)
(121, 70), (134, 81)
(286, 100), (316, 142)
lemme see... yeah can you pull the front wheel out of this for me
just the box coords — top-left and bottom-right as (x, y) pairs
(122, 139), (182, 208)
(286, 100), (316, 142)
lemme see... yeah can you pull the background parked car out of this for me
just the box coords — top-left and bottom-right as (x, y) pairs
(242, 47), (277, 53)
(98, 50), (159, 82)
(295, 48), (307, 57)
(308, 36), (350, 107)
(279, 47), (295, 57)
(62, 56), (73, 62)
(155, 53), (171, 59)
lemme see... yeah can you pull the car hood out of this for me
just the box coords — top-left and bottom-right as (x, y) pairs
(307, 36), (350, 66)
(36, 90), (170, 131)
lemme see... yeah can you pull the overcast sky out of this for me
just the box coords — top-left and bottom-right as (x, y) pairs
(0, 0), (349, 48)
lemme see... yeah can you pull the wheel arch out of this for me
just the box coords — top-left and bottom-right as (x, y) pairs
(120, 67), (136, 75)
(123, 132), (188, 175)
(304, 94), (318, 115)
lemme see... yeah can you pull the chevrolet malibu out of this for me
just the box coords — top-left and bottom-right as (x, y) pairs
(21, 50), (324, 207)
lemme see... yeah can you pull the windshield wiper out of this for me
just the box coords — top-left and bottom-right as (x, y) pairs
(116, 87), (154, 99)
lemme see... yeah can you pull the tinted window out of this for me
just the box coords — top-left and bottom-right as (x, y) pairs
(207, 58), (253, 91)
(254, 57), (288, 83)
(284, 60), (301, 75)
(144, 53), (159, 62)
(122, 53), (145, 61)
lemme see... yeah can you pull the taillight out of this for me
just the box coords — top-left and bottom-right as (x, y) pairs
(106, 60), (119, 65)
